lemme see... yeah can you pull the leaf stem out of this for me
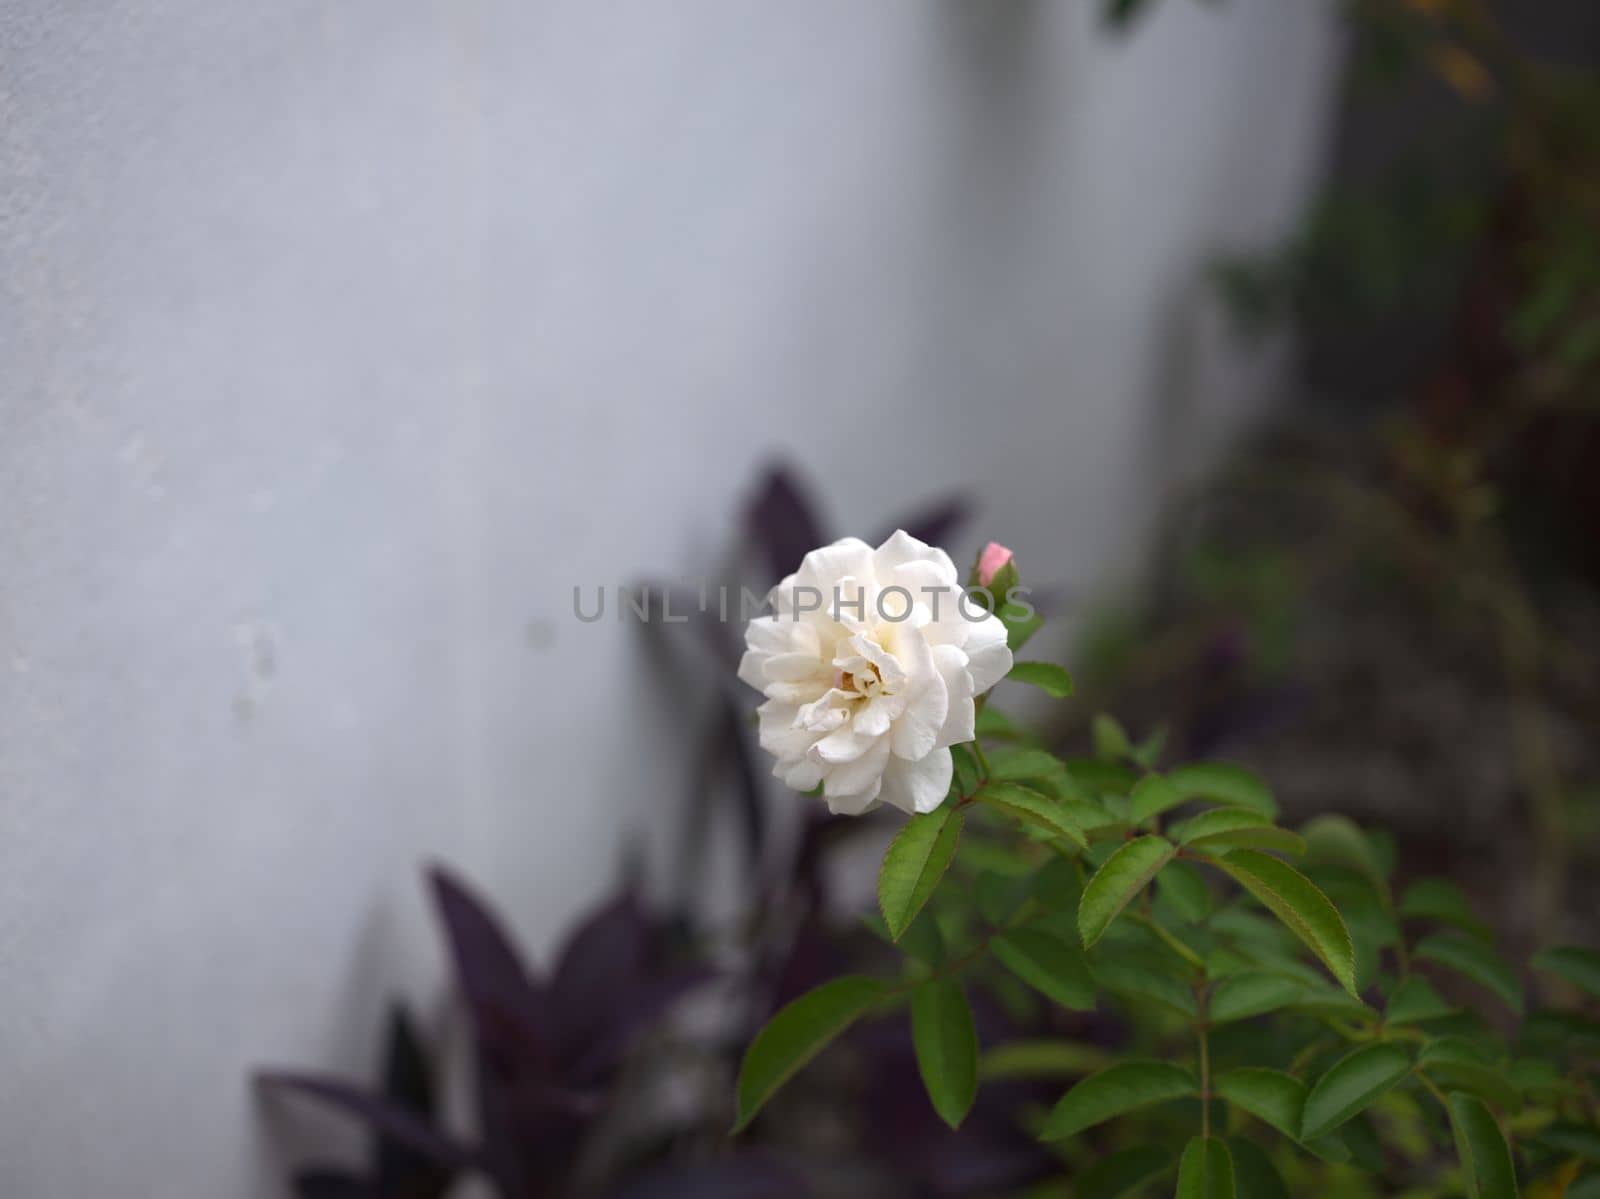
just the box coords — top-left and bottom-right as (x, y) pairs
(1196, 984), (1212, 1139)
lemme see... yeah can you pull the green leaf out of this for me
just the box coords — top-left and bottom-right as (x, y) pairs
(1209, 971), (1304, 1023)
(1095, 961), (1197, 1018)
(1225, 1138), (1288, 1199)
(1448, 1092), (1519, 1199)
(974, 705), (1021, 741)
(1038, 1059), (1197, 1140)
(1092, 713), (1134, 761)
(733, 976), (886, 1130)
(1128, 773), (1183, 823)
(1531, 945), (1600, 999)
(1132, 725), (1168, 769)
(910, 978), (978, 1129)
(1415, 935), (1523, 1014)
(978, 1038), (1113, 1080)
(1065, 758), (1139, 796)
(999, 600), (1043, 651)
(1532, 1123), (1600, 1161)
(1156, 860), (1213, 923)
(987, 748), (1066, 785)
(1421, 1059), (1520, 1112)
(1301, 815), (1391, 902)
(1399, 878), (1489, 938)
(1165, 763), (1277, 818)
(1384, 977), (1458, 1026)
(1076, 1145), (1173, 1199)
(1341, 1113), (1385, 1173)
(1207, 850), (1357, 995)
(1300, 1044), (1412, 1140)
(878, 807), (963, 941)
(1031, 854), (1083, 910)
(1077, 836), (1176, 948)
(976, 783), (1088, 848)
(1176, 1136), (1235, 1199)
(1196, 827), (1307, 856)
(1173, 806), (1272, 845)
(990, 928), (1096, 1011)
(1215, 1068), (1307, 1140)
(1008, 660), (1074, 698)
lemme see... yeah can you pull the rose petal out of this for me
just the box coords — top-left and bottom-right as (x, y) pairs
(963, 611), (1013, 695)
(878, 748), (954, 815)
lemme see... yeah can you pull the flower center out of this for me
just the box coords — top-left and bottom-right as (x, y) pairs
(835, 659), (885, 699)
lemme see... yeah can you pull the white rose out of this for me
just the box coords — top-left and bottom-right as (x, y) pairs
(738, 530), (1013, 816)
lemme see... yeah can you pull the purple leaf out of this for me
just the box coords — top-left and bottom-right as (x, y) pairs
(293, 1169), (373, 1198)
(426, 866), (556, 1195)
(548, 891), (649, 1062)
(606, 1157), (806, 1199)
(374, 1004), (449, 1194)
(876, 496), (971, 552)
(566, 965), (717, 1086)
(426, 866), (551, 1069)
(746, 465), (826, 582)
(257, 1073), (476, 1171)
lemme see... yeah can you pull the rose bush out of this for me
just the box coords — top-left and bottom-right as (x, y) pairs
(733, 536), (1600, 1199)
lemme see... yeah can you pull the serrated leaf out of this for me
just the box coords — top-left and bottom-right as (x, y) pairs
(991, 928), (1096, 1011)
(987, 748), (1066, 785)
(1209, 971), (1304, 1023)
(1226, 1137), (1289, 1199)
(999, 600), (1043, 651)
(1531, 946), (1600, 999)
(1289, 985), (1375, 1024)
(1399, 878), (1489, 938)
(1300, 1044), (1412, 1140)
(1302, 815), (1391, 903)
(1078, 836), (1176, 948)
(1165, 763), (1277, 818)
(976, 782), (1088, 848)
(878, 807), (963, 941)
(1092, 713), (1133, 761)
(1207, 850), (1357, 995)
(1416, 935), (1523, 1014)
(1341, 1113), (1385, 1172)
(1422, 1059), (1520, 1112)
(1176, 1136), (1235, 1199)
(1448, 1092), (1519, 1199)
(1008, 660), (1074, 698)
(734, 976), (886, 1130)
(1133, 726), (1167, 770)
(1031, 855), (1082, 909)
(1076, 1145), (1173, 1199)
(1095, 961), (1196, 1017)
(1039, 1060), (1197, 1140)
(1198, 827), (1308, 856)
(1215, 1068), (1307, 1139)
(978, 1038), (1113, 1080)
(910, 978), (978, 1129)
(1128, 773), (1183, 823)
(1157, 860), (1213, 923)
(1384, 977), (1458, 1026)
(1173, 806), (1272, 845)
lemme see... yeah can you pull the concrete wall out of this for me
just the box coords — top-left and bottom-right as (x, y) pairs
(0, 1), (1343, 1193)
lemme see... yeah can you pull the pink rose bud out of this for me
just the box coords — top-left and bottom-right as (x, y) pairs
(977, 542), (1014, 587)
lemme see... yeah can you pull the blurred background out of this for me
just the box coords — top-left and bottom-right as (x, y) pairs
(2, 0), (1596, 1195)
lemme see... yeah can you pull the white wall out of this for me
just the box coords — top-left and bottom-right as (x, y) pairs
(0, 1), (1342, 1193)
